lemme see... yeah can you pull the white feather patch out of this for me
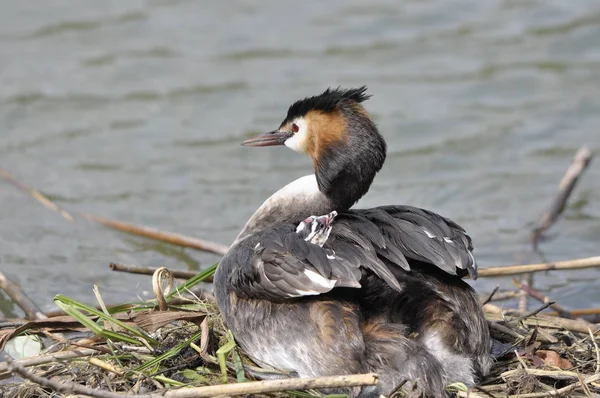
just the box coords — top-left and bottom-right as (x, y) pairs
(284, 118), (308, 153)
(423, 229), (436, 238)
(304, 269), (336, 289)
(293, 289), (321, 296)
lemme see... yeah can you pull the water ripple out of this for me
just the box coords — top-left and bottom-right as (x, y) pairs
(26, 11), (148, 39)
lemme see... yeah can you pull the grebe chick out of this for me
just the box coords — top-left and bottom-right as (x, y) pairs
(296, 211), (337, 246)
(214, 87), (491, 398)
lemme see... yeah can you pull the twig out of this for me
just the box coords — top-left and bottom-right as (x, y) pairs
(481, 286), (500, 306)
(547, 308), (600, 317)
(109, 263), (201, 281)
(482, 290), (520, 302)
(478, 256), (600, 277)
(0, 168), (229, 256)
(577, 371), (593, 398)
(517, 276), (531, 314)
(507, 302), (554, 325)
(88, 357), (124, 376)
(512, 278), (578, 320)
(6, 355), (378, 398)
(523, 147), (592, 314)
(82, 213), (229, 255)
(484, 304), (600, 334)
(501, 368), (581, 381)
(514, 351), (528, 370)
(0, 271), (46, 320)
(0, 169), (74, 222)
(0, 348), (99, 377)
(589, 327), (600, 374)
(506, 372), (600, 398)
(472, 385), (499, 398)
(161, 373), (379, 398)
(487, 321), (524, 340)
(531, 146), (592, 249)
(6, 356), (151, 398)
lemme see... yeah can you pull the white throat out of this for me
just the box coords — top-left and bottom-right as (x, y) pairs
(234, 174), (332, 244)
(284, 117), (309, 154)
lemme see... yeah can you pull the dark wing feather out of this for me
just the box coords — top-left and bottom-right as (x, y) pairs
(227, 227), (362, 301)
(225, 204), (475, 301)
(324, 219), (404, 291)
(336, 206), (477, 279)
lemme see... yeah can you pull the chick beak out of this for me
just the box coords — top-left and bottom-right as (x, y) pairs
(324, 211), (338, 227)
(241, 130), (293, 147)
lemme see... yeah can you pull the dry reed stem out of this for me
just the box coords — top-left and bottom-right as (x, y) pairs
(0, 167), (229, 256)
(161, 373), (379, 397)
(6, 355), (378, 398)
(6, 356), (152, 398)
(484, 304), (600, 334)
(83, 213), (229, 255)
(0, 271), (47, 320)
(512, 278), (578, 320)
(109, 263), (199, 281)
(531, 146), (593, 249)
(547, 308), (600, 317)
(88, 357), (124, 376)
(522, 147), (592, 314)
(481, 286), (500, 305)
(501, 368), (582, 381)
(590, 327), (600, 374)
(507, 372), (600, 398)
(152, 267), (173, 312)
(478, 256), (600, 277)
(0, 348), (99, 377)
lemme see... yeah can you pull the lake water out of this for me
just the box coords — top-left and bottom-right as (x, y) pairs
(1, 0), (599, 317)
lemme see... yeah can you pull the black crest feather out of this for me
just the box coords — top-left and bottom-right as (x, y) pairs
(283, 86), (371, 124)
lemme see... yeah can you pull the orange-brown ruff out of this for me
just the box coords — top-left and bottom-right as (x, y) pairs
(214, 87), (492, 398)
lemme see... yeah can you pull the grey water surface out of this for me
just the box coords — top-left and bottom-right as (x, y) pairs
(1, 0), (599, 317)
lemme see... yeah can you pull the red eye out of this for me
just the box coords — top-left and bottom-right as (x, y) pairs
(292, 123), (299, 133)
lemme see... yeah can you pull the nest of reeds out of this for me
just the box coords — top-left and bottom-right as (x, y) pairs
(1, 264), (599, 398)
(0, 147), (598, 397)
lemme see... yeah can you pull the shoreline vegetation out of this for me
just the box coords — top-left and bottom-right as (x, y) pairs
(1, 146), (599, 397)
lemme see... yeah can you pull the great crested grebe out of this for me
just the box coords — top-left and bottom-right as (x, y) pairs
(214, 87), (492, 397)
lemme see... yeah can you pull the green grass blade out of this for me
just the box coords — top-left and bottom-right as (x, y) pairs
(54, 300), (142, 345)
(54, 294), (158, 346)
(232, 349), (246, 383)
(154, 375), (188, 387)
(167, 263), (218, 299)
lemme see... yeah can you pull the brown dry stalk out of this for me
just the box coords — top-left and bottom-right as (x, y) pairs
(590, 327), (600, 374)
(152, 267), (174, 311)
(0, 167), (229, 256)
(512, 278), (578, 320)
(0, 348), (99, 377)
(109, 263), (200, 281)
(6, 356), (378, 398)
(531, 146), (593, 249)
(478, 256), (600, 277)
(522, 147), (592, 314)
(83, 213), (229, 255)
(484, 304), (600, 334)
(0, 271), (46, 320)
(161, 373), (379, 398)
(501, 368), (581, 381)
(508, 372), (600, 398)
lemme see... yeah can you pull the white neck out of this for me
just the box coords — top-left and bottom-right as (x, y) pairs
(234, 174), (333, 244)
